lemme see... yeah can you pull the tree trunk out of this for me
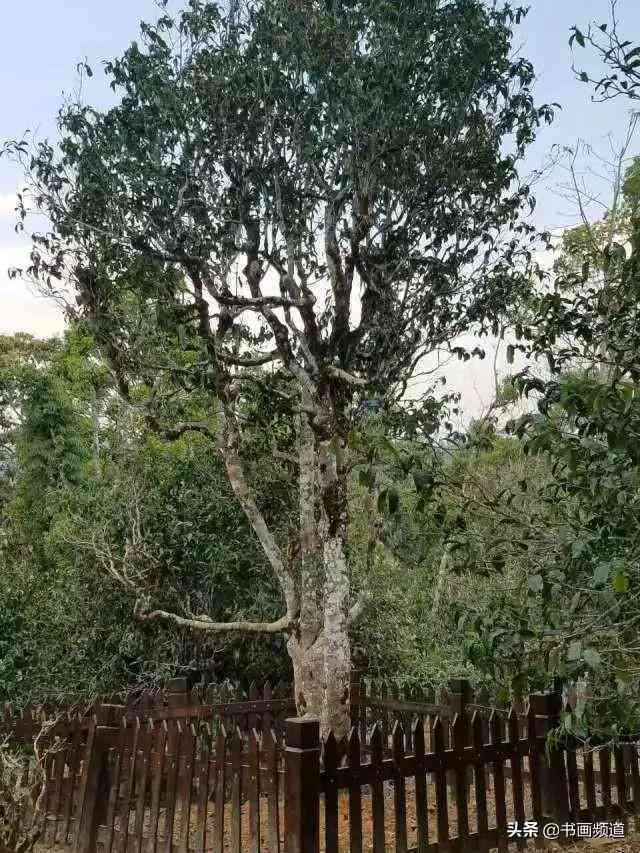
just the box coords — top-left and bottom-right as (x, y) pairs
(287, 617), (351, 739)
(290, 404), (352, 738)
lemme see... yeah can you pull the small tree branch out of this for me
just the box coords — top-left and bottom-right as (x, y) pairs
(148, 419), (217, 442)
(217, 402), (299, 620)
(134, 600), (295, 634)
(218, 349), (281, 367)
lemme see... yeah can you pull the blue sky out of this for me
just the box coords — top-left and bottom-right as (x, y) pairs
(0, 0), (638, 341)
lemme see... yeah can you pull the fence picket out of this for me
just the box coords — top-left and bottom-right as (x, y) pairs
(630, 744), (640, 833)
(149, 723), (168, 853)
(370, 723), (386, 853)
(41, 749), (54, 845)
(471, 714), (489, 853)
(390, 683), (400, 739)
(525, 705), (544, 850)
(61, 723), (83, 846)
(583, 749), (597, 821)
(133, 721), (152, 853)
(348, 728), (363, 853)
(566, 743), (581, 825)
(18, 757), (30, 842)
(73, 718), (97, 851)
(392, 722), (408, 853)
(213, 726), (227, 853)
(412, 718), (429, 853)
(179, 724), (196, 853)
(380, 683), (389, 748)
(614, 745), (628, 831)
(432, 717), (449, 850)
(401, 685), (412, 754)
(325, 732), (340, 853)
(195, 727), (211, 853)
(490, 713), (508, 853)
(103, 719), (127, 853)
(263, 725), (280, 853)
(163, 722), (181, 853)
(249, 728), (261, 853)
(451, 714), (469, 846)
(116, 718), (139, 853)
(600, 747), (612, 820)
(47, 740), (67, 846)
(507, 709), (526, 851)
(231, 728), (243, 853)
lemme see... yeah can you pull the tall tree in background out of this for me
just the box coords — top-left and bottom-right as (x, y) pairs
(5, 0), (552, 733)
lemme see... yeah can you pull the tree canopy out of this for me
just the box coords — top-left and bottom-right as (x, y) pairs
(3, 0), (554, 733)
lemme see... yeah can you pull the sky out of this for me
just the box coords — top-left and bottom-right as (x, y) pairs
(0, 0), (638, 416)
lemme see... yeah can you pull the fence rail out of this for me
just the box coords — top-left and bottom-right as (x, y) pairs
(3, 676), (637, 853)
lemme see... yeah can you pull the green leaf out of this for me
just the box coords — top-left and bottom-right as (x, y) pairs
(413, 470), (435, 493)
(528, 574), (544, 593)
(583, 648), (601, 669)
(571, 540), (586, 559)
(567, 640), (582, 661)
(377, 488), (388, 513)
(593, 562), (610, 586)
(358, 467), (375, 490)
(611, 570), (630, 594)
(496, 687), (510, 705)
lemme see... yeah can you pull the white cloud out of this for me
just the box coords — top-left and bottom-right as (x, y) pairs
(0, 245), (65, 337)
(0, 193), (19, 219)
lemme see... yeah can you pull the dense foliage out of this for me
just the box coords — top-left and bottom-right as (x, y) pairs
(0, 330), (289, 703)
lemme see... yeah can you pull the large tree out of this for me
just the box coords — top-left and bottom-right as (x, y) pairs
(5, 0), (552, 733)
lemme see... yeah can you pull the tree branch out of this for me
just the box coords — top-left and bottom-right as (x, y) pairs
(326, 366), (368, 387)
(134, 600), (295, 634)
(216, 402), (299, 620)
(147, 418), (217, 442)
(218, 349), (281, 367)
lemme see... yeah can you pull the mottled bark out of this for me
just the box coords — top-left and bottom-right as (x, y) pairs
(287, 399), (352, 738)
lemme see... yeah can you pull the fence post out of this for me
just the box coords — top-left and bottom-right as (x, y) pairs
(284, 717), (320, 853)
(448, 680), (472, 737)
(529, 691), (569, 825)
(77, 726), (113, 853)
(448, 679), (473, 788)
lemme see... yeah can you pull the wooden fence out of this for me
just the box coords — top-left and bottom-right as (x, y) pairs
(3, 677), (639, 853)
(2, 679), (296, 745)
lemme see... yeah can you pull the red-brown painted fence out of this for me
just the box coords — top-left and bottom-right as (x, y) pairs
(3, 677), (639, 853)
